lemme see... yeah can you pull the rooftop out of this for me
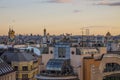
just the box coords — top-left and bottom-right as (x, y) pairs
(1, 50), (36, 62)
(0, 58), (14, 76)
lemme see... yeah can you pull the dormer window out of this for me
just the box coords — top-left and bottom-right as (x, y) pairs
(58, 47), (66, 58)
(14, 66), (18, 71)
(3, 55), (7, 60)
(22, 66), (28, 71)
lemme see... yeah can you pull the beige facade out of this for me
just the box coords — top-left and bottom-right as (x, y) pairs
(1, 50), (40, 80)
(82, 53), (120, 80)
(40, 46), (107, 80)
(0, 71), (16, 80)
(70, 47), (107, 80)
(0, 58), (16, 80)
(83, 57), (101, 80)
(41, 47), (54, 70)
(99, 54), (120, 80)
(12, 60), (39, 80)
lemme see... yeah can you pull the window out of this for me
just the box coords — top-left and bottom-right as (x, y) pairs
(33, 60), (38, 63)
(22, 74), (28, 79)
(16, 74), (18, 78)
(104, 63), (120, 72)
(3, 55), (7, 60)
(14, 66), (18, 71)
(31, 65), (32, 70)
(103, 76), (120, 80)
(58, 47), (66, 58)
(22, 66), (28, 71)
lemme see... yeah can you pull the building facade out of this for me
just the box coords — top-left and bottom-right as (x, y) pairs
(1, 49), (39, 80)
(0, 58), (16, 80)
(36, 42), (107, 80)
(83, 53), (120, 80)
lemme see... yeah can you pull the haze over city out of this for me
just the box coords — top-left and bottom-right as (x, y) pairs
(0, 0), (120, 35)
(0, 1), (120, 80)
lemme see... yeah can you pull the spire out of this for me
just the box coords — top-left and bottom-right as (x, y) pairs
(44, 28), (46, 36)
(8, 25), (11, 36)
(9, 25), (11, 32)
(8, 25), (15, 45)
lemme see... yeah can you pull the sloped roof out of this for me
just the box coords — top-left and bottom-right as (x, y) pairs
(1, 51), (36, 62)
(46, 59), (65, 71)
(20, 46), (41, 56)
(0, 58), (14, 76)
(27, 46), (41, 56)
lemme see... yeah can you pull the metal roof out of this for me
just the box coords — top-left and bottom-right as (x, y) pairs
(46, 59), (65, 71)
(1, 51), (36, 62)
(0, 58), (14, 76)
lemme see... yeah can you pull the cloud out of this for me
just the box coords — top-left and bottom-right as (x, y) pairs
(94, 0), (120, 6)
(45, 0), (73, 3)
(73, 10), (81, 13)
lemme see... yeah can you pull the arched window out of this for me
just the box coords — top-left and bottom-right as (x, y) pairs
(104, 63), (120, 72)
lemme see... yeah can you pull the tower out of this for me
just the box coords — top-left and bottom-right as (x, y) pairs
(44, 28), (46, 37)
(42, 28), (47, 47)
(8, 28), (15, 45)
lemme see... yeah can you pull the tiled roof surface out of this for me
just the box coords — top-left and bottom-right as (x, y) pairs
(1, 51), (36, 62)
(0, 58), (14, 76)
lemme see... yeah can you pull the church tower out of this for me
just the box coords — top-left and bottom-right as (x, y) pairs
(42, 28), (47, 47)
(44, 28), (46, 37)
(8, 28), (15, 45)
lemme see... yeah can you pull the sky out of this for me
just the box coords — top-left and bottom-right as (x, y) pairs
(0, 0), (120, 36)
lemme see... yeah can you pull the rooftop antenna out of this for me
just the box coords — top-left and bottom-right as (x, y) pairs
(11, 25), (13, 30)
(86, 28), (90, 47)
(81, 27), (84, 47)
(86, 29), (89, 36)
(9, 25), (11, 30)
(43, 25), (46, 36)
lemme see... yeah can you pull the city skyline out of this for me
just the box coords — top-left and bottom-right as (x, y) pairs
(0, 0), (120, 35)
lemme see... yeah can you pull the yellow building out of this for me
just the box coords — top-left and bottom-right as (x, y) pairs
(8, 28), (15, 39)
(0, 58), (16, 80)
(1, 49), (39, 80)
(83, 55), (101, 80)
(8, 28), (15, 45)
